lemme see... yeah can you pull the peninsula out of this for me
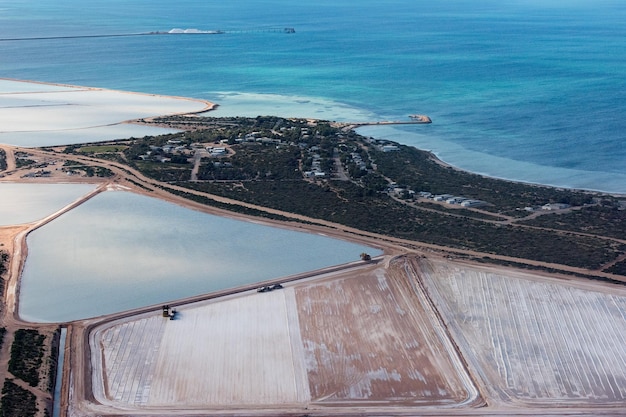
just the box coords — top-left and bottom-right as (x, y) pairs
(0, 80), (625, 417)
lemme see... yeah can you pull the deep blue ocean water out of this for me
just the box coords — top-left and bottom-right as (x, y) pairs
(1, 0), (625, 193)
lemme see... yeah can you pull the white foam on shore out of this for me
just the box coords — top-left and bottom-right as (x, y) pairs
(358, 125), (626, 195)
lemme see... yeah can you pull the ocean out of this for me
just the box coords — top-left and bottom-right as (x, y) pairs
(1, 0), (625, 193)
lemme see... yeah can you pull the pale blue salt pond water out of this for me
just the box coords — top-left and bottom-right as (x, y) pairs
(18, 190), (380, 322)
(0, 183), (97, 226)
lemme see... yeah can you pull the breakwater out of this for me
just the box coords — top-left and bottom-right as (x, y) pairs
(0, 27), (294, 42)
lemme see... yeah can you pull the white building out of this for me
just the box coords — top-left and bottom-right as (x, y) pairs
(461, 199), (487, 208)
(382, 145), (399, 152)
(542, 203), (570, 211)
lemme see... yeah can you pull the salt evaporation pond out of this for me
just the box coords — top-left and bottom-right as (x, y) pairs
(0, 183), (97, 226)
(19, 190), (381, 322)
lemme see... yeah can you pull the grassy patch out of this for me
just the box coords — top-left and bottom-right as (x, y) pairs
(78, 144), (128, 153)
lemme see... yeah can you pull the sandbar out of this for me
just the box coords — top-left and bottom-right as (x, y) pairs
(0, 78), (215, 147)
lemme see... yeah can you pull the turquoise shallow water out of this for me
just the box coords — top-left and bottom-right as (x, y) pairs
(1, 0), (625, 192)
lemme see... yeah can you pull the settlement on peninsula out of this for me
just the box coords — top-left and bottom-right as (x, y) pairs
(1, 79), (626, 417)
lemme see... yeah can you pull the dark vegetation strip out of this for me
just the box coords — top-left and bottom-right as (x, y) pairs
(0, 328), (6, 352)
(46, 329), (61, 393)
(8, 329), (45, 387)
(126, 178), (154, 192)
(183, 180), (624, 271)
(163, 186), (307, 223)
(0, 251), (8, 297)
(0, 380), (38, 417)
(0, 148), (6, 171)
(474, 256), (626, 286)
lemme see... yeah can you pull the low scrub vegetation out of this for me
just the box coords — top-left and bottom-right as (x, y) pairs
(0, 148), (6, 171)
(520, 203), (626, 239)
(8, 329), (45, 387)
(0, 328), (6, 351)
(0, 380), (38, 417)
(0, 250), (9, 276)
(68, 116), (626, 276)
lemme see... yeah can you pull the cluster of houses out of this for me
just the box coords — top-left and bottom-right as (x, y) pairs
(381, 144), (399, 152)
(137, 139), (233, 163)
(422, 193), (488, 208)
(388, 186), (489, 208)
(367, 138), (399, 153)
(137, 139), (193, 163)
(239, 132), (283, 145)
(205, 146), (227, 156)
(304, 146), (326, 179)
(350, 152), (368, 172)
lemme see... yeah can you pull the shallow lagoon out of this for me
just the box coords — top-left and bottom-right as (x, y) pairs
(19, 190), (380, 322)
(0, 79), (208, 147)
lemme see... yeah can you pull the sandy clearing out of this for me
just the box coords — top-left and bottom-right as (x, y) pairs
(0, 225), (28, 260)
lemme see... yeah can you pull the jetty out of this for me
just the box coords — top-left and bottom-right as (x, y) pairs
(333, 114), (432, 130)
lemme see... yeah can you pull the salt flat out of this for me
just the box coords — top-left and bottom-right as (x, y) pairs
(93, 289), (310, 409)
(90, 259), (477, 413)
(294, 261), (474, 405)
(0, 78), (212, 147)
(418, 257), (626, 406)
(85, 255), (626, 415)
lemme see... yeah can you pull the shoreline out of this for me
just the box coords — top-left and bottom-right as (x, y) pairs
(3, 77), (620, 195)
(0, 78), (217, 148)
(422, 147), (626, 198)
(0, 77), (217, 114)
(354, 125), (626, 197)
